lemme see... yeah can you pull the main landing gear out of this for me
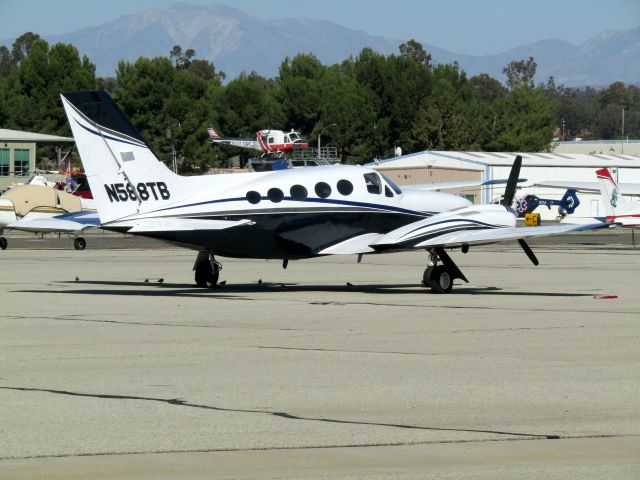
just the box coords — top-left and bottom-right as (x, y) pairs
(422, 247), (468, 294)
(0, 236), (7, 250)
(194, 251), (222, 288)
(73, 237), (87, 250)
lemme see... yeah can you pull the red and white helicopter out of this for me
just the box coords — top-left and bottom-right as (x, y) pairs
(208, 127), (308, 154)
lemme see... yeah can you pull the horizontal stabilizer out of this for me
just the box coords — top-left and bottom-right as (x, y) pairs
(126, 218), (253, 233)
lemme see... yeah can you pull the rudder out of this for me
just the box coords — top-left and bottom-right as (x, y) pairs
(61, 91), (184, 224)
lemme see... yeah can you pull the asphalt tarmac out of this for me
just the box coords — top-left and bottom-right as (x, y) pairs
(1, 233), (639, 479)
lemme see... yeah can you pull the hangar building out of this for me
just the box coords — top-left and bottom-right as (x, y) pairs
(370, 151), (640, 220)
(0, 129), (75, 193)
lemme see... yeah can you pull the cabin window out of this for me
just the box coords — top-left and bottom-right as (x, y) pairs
(246, 191), (261, 204)
(283, 134), (290, 143)
(267, 187), (284, 203)
(290, 184), (308, 201)
(363, 172), (381, 194)
(380, 173), (402, 194)
(337, 179), (353, 196)
(385, 185), (394, 197)
(314, 182), (331, 198)
(268, 137), (275, 144)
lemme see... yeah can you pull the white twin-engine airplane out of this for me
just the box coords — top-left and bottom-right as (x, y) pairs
(59, 91), (608, 293)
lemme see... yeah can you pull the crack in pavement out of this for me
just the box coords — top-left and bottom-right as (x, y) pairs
(253, 346), (441, 357)
(310, 301), (637, 317)
(0, 386), (558, 440)
(1, 434), (634, 462)
(0, 315), (303, 331)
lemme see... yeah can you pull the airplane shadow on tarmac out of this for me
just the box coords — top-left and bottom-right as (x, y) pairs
(14, 280), (596, 298)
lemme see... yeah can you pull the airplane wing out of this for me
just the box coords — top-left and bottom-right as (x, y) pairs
(126, 218), (254, 233)
(370, 208), (611, 251)
(7, 211), (100, 233)
(402, 178), (527, 192)
(393, 223), (608, 249)
(534, 180), (640, 196)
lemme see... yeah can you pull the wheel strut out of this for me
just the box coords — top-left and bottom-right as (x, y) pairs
(194, 251), (221, 288)
(422, 247), (468, 294)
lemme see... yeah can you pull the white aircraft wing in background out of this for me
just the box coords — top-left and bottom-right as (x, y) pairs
(534, 180), (640, 196)
(402, 178), (527, 192)
(7, 211), (100, 233)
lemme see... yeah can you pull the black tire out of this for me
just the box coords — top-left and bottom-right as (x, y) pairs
(428, 266), (453, 294)
(74, 237), (87, 250)
(195, 261), (219, 288)
(0, 237), (7, 250)
(421, 266), (433, 287)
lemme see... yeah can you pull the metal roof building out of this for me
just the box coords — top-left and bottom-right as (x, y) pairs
(369, 150), (640, 220)
(0, 129), (74, 192)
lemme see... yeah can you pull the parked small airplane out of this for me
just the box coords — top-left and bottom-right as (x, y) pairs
(0, 181), (96, 250)
(515, 189), (580, 218)
(208, 127), (308, 154)
(52, 91), (608, 292)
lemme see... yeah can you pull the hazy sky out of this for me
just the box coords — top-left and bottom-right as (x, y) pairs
(2, 0), (639, 55)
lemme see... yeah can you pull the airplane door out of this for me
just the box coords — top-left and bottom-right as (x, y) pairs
(590, 199), (599, 217)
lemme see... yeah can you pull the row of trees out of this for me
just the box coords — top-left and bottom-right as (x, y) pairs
(1, 33), (638, 172)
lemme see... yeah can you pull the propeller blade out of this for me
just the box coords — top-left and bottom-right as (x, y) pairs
(518, 239), (539, 266)
(501, 155), (523, 208)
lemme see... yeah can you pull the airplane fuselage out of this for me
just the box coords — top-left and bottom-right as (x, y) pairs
(105, 165), (471, 259)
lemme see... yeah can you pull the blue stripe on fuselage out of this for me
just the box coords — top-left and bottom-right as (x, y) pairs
(151, 195), (429, 217)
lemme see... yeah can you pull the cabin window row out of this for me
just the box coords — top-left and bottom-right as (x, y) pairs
(245, 174), (401, 204)
(245, 180), (353, 204)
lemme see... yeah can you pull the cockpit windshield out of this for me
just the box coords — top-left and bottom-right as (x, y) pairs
(289, 132), (300, 142)
(380, 173), (402, 194)
(363, 172), (382, 194)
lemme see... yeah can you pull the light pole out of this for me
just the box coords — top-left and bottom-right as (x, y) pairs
(166, 125), (179, 173)
(622, 107), (625, 155)
(317, 123), (337, 158)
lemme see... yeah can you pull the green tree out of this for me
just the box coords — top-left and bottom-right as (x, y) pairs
(217, 71), (285, 136)
(399, 39), (432, 67)
(411, 63), (482, 150)
(503, 56), (537, 90)
(169, 45), (225, 81)
(115, 55), (224, 171)
(488, 83), (556, 151)
(2, 37), (95, 135)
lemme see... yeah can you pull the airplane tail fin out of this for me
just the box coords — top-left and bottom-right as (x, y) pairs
(596, 168), (629, 218)
(61, 91), (187, 224)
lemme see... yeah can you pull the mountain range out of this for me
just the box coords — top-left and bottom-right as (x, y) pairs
(6, 2), (638, 87)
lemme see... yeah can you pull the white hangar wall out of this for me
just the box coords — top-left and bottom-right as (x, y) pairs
(370, 151), (640, 221)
